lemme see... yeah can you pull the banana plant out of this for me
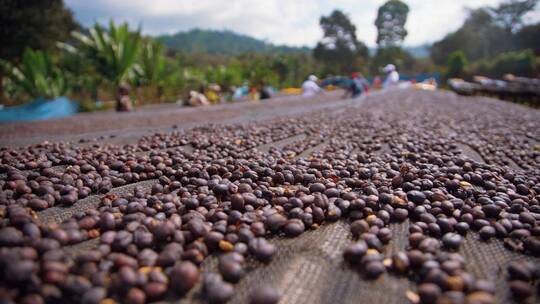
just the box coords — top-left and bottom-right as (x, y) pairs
(0, 48), (67, 99)
(135, 39), (166, 87)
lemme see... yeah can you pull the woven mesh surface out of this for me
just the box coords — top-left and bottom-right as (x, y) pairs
(176, 220), (539, 304)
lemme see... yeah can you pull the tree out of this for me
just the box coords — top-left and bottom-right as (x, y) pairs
(313, 10), (369, 74)
(515, 22), (540, 53)
(375, 0), (410, 48)
(0, 0), (78, 61)
(446, 51), (468, 78)
(430, 8), (508, 65)
(370, 47), (414, 75)
(491, 0), (538, 33)
(430, 1), (538, 65)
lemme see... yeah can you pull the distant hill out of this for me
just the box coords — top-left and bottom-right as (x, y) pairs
(369, 44), (431, 58)
(156, 29), (310, 55)
(405, 44), (430, 58)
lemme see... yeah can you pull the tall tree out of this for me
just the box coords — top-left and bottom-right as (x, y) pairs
(313, 10), (369, 74)
(491, 0), (538, 33)
(0, 0), (78, 61)
(430, 8), (508, 65)
(446, 51), (468, 78)
(515, 22), (540, 53)
(375, 0), (410, 48)
(430, 1), (538, 65)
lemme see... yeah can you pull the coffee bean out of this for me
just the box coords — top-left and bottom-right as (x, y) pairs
(392, 252), (410, 273)
(350, 220), (369, 238)
(264, 213), (286, 233)
(508, 280), (532, 299)
(230, 194), (245, 211)
(283, 219), (305, 237)
(203, 274), (234, 304)
(364, 261), (385, 279)
(125, 288), (146, 304)
(407, 190), (426, 204)
(249, 286), (281, 304)
(478, 226), (496, 240)
(507, 262), (533, 281)
(169, 262), (199, 294)
(343, 241), (368, 264)
(81, 287), (106, 304)
(309, 183), (326, 193)
(442, 233), (462, 250)
(417, 283), (441, 304)
(0, 227), (24, 246)
(217, 259), (243, 283)
(143, 282), (167, 301)
(249, 238), (276, 262)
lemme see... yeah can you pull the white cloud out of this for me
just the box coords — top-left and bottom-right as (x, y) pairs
(65, 0), (539, 47)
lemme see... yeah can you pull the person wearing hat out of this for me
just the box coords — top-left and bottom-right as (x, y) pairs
(382, 64), (399, 89)
(301, 74), (322, 98)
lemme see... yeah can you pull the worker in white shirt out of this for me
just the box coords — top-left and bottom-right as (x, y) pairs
(382, 64), (399, 89)
(301, 75), (322, 98)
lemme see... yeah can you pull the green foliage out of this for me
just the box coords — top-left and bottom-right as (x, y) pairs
(370, 47), (414, 74)
(471, 49), (536, 77)
(0, 0), (78, 61)
(446, 51), (468, 78)
(431, 1), (538, 65)
(58, 51), (102, 100)
(204, 65), (243, 91)
(515, 23), (540, 53)
(0, 48), (67, 99)
(375, 0), (410, 47)
(313, 10), (369, 74)
(135, 39), (167, 86)
(431, 8), (508, 65)
(64, 21), (142, 86)
(492, 0), (538, 32)
(157, 29), (309, 55)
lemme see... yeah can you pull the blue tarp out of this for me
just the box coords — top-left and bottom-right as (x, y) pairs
(0, 97), (79, 123)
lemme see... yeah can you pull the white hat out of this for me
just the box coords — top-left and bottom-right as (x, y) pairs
(383, 64), (396, 72)
(308, 75), (318, 81)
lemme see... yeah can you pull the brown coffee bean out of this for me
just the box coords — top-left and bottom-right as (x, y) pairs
(343, 241), (368, 265)
(508, 280), (532, 299)
(169, 262), (199, 294)
(249, 286), (281, 304)
(249, 238), (276, 262)
(125, 287), (146, 304)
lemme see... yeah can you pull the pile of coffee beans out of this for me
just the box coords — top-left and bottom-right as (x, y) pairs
(1, 91), (539, 303)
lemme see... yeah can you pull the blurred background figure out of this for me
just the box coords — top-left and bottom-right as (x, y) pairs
(344, 72), (370, 98)
(302, 75), (321, 98)
(206, 83), (222, 104)
(116, 83), (134, 112)
(372, 76), (382, 90)
(232, 83), (250, 101)
(188, 90), (209, 106)
(382, 64), (400, 89)
(248, 86), (260, 101)
(260, 85), (274, 100)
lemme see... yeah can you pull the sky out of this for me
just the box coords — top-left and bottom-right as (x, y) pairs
(64, 0), (540, 47)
